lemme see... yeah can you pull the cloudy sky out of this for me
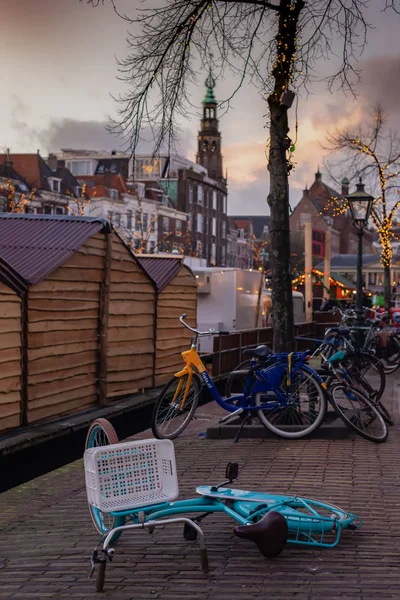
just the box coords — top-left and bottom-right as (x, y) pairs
(2, 0), (400, 214)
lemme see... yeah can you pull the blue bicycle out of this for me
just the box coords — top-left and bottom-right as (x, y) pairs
(151, 315), (327, 441)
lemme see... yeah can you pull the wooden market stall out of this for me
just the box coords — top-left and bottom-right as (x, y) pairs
(0, 278), (22, 431)
(0, 214), (156, 432)
(137, 256), (197, 386)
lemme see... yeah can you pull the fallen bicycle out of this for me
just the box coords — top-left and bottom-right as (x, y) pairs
(84, 435), (362, 592)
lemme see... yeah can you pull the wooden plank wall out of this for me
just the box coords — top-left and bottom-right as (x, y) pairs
(26, 234), (104, 423)
(0, 283), (22, 432)
(107, 235), (155, 398)
(155, 265), (197, 386)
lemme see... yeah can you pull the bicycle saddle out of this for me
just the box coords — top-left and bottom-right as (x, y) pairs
(242, 345), (272, 358)
(234, 511), (288, 558)
(366, 318), (381, 327)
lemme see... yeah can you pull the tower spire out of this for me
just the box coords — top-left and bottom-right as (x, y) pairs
(196, 69), (223, 181)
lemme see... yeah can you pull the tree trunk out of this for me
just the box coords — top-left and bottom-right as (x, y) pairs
(266, 0), (304, 352)
(267, 101), (294, 351)
(384, 264), (391, 313)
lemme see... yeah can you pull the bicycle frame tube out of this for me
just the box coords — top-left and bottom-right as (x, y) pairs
(174, 347), (247, 413)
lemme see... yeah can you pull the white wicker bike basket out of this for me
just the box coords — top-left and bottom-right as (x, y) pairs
(84, 438), (178, 513)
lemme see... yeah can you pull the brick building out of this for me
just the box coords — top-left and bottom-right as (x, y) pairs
(134, 73), (229, 266)
(290, 170), (374, 267)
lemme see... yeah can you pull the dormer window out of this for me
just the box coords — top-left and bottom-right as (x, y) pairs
(108, 189), (118, 200)
(75, 186), (83, 198)
(48, 178), (61, 193)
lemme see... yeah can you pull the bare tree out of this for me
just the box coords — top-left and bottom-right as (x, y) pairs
(87, 0), (388, 351)
(325, 107), (400, 311)
(66, 183), (95, 216)
(0, 179), (35, 213)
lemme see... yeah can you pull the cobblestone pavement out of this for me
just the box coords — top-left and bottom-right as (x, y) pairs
(1, 376), (399, 600)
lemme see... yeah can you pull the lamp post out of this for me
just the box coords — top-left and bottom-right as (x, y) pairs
(346, 178), (374, 329)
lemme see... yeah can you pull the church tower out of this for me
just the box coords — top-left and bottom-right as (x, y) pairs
(196, 72), (224, 181)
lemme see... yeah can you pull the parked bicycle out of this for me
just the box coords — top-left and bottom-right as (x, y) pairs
(151, 314), (327, 442)
(333, 306), (400, 374)
(323, 350), (389, 442)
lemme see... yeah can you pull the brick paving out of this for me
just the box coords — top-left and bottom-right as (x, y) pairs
(0, 376), (400, 599)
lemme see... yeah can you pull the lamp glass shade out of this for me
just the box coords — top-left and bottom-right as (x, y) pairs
(348, 197), (373, 224)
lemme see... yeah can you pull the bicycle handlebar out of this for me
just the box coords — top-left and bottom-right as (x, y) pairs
(179, 313), (230, 336)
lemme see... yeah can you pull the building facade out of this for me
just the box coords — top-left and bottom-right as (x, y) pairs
(133, 73), (229, 266)
(0, 152), (79, 215)
(290, 170), (374, 266)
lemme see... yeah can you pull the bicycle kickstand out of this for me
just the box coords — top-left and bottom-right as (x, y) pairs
(233, 412), (251, 443)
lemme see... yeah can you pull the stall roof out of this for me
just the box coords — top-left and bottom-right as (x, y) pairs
(0, 213), (111, 292)
(136, 256), (183, 293)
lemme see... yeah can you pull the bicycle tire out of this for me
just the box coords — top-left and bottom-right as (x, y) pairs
(323, 362), (393, 426)
(256, 366), (327, 439)
(329, 384), (388, 443)
(343, 352), (385, 401)
(85, 419), (125, 540)
(152, 374), (201, 439)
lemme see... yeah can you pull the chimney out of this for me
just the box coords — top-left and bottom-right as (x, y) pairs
(104, 167), (112, 189)
(341, 177), (349, 196)
(48, 153), (58, 172)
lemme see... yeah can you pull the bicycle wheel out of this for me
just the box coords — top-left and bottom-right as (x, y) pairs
(85, 419), (125, 539)
(152, 374), (201, 439)
(330, 385), (388, 443)
(343, 352), (385, 401)
(256, 367), (327, 439)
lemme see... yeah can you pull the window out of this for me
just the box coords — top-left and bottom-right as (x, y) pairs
(127, 210), (132, 229)
(312, 229), (325, 257)
(75, 186), (83, 197)
(66, 161), (93, 176)
(197, 185), (203, 205)
(300, 212), (311, 226)
(115, 213), (121, 227)
(188, 183), (193, 204)
(196, 240), (203, 257)
(211, 243), (216, 265)
(369, 273), (377, 285)
(212, 190), (217, 210)
(196, 213), (204, 233)
(176, 220), (182, 236)
(188, 212), (193, 231)
(55, 207), (64, 215)
(163, 217), (169, 233)
(135, 210), (140, 230)
(263, 225), (269, 234)
(48, 178), (61, 193)
(222, 195), (227, 214)
(149, 241), (155, 253)
(44, 205), (52, 214)
(0, 197), (6, 212)
(222, 221), (226, 239)
(221, 245), (226, 265)
(143, 213), (148, 231)
(108, 189), (118, 201)
(212, 217), (217, 237)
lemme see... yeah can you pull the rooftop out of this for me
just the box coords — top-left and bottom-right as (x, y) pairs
(0, 213), (110, 291)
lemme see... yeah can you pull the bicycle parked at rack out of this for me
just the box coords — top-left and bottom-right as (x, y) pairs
(322, 350), (389, 442)
(333, 307), (400, 374)
(151, 313), (328, 442)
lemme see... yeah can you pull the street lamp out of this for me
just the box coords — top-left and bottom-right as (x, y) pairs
(346, 177), (374, 328)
